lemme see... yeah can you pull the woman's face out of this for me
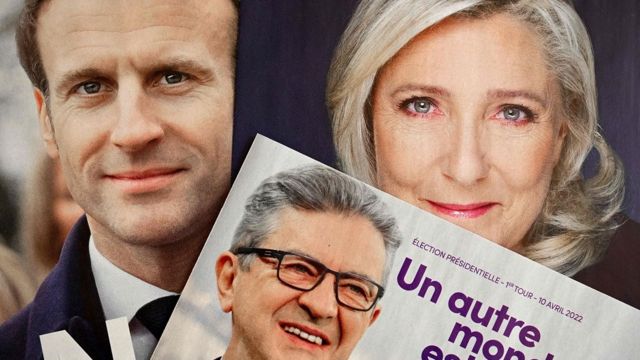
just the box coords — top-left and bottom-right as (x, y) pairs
(372, 14), (566, 249)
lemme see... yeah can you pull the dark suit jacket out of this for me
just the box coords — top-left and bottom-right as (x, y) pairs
(573, 218), (640, 310)
(0, 216), (112, 360)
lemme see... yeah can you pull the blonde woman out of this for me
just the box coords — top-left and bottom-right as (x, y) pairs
(21, 153), (83, 283)
(0, 240), (35, 323)
(327, 0), (637, 307)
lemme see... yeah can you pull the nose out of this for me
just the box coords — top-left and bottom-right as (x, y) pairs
(110, 85), (164, 152)
(442, 121), (489, 186)
(297, 274), (339, 319)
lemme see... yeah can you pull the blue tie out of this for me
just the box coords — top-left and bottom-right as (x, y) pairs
(134, 295), (180, 339)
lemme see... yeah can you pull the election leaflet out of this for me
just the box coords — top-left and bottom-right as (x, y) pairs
(154, 135), (640, 359)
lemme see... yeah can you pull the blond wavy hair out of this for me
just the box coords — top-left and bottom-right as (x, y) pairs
(327, 0), (625, 276)
(20, 153), (62, 283)
(0, 241), (36, 322)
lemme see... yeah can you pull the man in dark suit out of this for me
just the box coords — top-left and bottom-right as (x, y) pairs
(0, 0), (238, 358)
(215, 166), (402, 360)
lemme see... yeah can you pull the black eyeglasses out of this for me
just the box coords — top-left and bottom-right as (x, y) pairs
(234, 247), (385, 312)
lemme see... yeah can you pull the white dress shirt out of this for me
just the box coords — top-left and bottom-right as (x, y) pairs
(89, 236), (177, 360)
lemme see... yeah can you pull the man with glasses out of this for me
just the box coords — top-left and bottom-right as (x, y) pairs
(215, 165), (402, 360)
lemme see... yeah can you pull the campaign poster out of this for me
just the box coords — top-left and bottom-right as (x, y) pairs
(154, 135), (640, 360)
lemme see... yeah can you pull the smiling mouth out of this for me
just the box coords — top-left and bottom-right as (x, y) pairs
(106, 168), (186, 194)
(283, 325), (325, 346)
(108, 168), (184, 179)
(426, 200), (497, 219)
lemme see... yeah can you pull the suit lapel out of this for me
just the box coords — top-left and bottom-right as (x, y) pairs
(25, 216), (113, 359)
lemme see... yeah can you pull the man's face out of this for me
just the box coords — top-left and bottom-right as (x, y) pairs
(219, 208), (385, 360)
(35, 0), (235, 248)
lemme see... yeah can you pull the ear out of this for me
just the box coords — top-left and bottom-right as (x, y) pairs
(552, 120), (568, 166)
(215, 251), (239, 313)
(34, 88), (59, 159)
(368, 304), (382, 327)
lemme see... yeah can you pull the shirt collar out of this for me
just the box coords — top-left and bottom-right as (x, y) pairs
(89, 236), (177, 322)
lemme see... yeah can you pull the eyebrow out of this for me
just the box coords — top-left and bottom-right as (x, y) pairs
(285, 248), (378, 282)
(487, 89), (548, 107)
(54, 57), (214, 95)
(390, 84), (451, 98)
(390, 84), (549, 107)
(55, 67), (109, 96)
(139, 57), (214, 80)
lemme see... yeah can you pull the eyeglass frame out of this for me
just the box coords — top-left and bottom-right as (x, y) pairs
(233, 247), (385, 312)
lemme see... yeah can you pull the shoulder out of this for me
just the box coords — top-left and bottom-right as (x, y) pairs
(573, 217), (640, 309)
(0, 216), (101, 359)
(0, 246), (88, 359)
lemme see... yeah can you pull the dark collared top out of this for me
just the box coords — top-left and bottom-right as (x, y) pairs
(0, 216), (112, 360)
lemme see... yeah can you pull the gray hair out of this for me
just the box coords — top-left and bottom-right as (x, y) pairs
(327, 0), (624, 276)
(230, 165), (402, 285)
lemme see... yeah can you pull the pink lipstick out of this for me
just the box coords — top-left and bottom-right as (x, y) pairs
(426, 201), (496, 219)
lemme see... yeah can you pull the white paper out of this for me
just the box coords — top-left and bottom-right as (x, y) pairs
(154, 135), (640, 359)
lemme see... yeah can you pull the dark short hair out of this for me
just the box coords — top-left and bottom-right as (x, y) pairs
(231, 164), (403, 285)
(15, 0), (240, 97)
(15, 0), (47, 94)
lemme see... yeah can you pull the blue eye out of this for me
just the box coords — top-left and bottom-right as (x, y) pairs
(77, 81), (102, 95)
(504, 107), (524, 120)
(410, 99), (432, 113)
(160, 71), (187, 85)
(400, 97), (439, 117)
(498, 106), (533, 122)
